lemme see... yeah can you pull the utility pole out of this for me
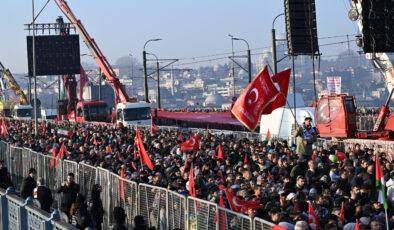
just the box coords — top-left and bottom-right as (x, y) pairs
(247, 49), (252, 83)
(143, 38), (162, 103)
(271, 13), (284, 75)
(156, 60), (160, 109)
(32, 0), (38, 135)
(129, 54), (134, 97)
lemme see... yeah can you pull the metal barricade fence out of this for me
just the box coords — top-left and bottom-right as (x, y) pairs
(8, 147), (24, 193)
(138, 183), (168, 230)
(217, 206), (252, 230)
(61, 159), (78, 184)
(187, 196), (218, 230)
(109, 173), (138, 229)
(253, 217), (275, 230)
(40, 154), (59, 210)
(97, 167), (111, 229)
(0, 141), (8, 165)
(77, 162), (97, 198)
(167, 190), (187, 230)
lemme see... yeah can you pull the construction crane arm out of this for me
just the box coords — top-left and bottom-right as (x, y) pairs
(0, 61), (29, 105)
(53, 0), (131, 104)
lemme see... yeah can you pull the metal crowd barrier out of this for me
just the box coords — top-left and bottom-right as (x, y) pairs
(0, 140), (279, 230)
(254, 217), (276, 230)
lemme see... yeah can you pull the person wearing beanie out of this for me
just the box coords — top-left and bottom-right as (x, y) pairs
(20, 168), (37, 199)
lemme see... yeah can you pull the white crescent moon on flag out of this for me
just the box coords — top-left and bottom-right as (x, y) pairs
(248, 88), (259, 104)
(309, 215), (316, 224)
(232, 197), (243, 207)
(191, 138), (196, 146)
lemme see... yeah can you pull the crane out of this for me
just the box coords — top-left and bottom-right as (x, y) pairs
(0, 61), (33, 119)
(53, 0), (151, 126)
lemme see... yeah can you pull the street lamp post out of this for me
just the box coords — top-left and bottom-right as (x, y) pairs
(143, 38), (162, 102)
(147, 53), (160, 109)
(228, 34), (235, 97)
(32, 0), (38, 135)
(271, 13), (284, 75)
(232, 37), (251, 83)
(129, 54), (134, 97)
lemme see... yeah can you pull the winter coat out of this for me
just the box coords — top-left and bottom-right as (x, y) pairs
(88, 184), (104, 227)
(387, 178), (394, 206)
(34, 185), (53, 212)
(20, 176), (36, 199)
(71, 203), (93, 229)
(57, 182), (80, 214)
(293, 123), (317, 156)
(0, 167), (13, 189)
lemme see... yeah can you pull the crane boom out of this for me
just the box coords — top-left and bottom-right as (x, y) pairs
(53, 0), (131, 103)
(0, 61), (28, 105)
(350, 0), (394, 100)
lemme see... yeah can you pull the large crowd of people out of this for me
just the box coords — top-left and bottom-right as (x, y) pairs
(0, 117), (393, 230)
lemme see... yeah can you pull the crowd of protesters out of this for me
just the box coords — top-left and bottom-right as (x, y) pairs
(0, 117), (393, 230)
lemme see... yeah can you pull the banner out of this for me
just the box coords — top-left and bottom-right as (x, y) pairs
(327, 76), (341, 94)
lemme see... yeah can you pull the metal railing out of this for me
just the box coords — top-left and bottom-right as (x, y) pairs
(0, 140), (278, 230)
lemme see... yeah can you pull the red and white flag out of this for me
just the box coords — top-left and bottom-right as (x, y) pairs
(189, 164), (196, 197)
(308, 202), (321, 228)
(181, 133), (200, 151)
(223, 188), (261, 212)
(231, 66), (280, 131)
(0, 119), (7, 137)
(261, 69), (291, 114)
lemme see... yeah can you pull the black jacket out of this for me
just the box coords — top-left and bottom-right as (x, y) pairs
(88, 184), (104, 227)
(57, 182), (80, 213)
(20, 176), (36, 199)
(72, 204), (93, 229)
(36, 185), (53, 212)
(0, 167), (13, 189)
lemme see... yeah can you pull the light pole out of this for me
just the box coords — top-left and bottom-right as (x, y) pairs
(32, 0), (38, 135)
(232, 37), (251, 83)
(271, 13), (284, 75)
(147, 53), (160, 109)
(143, 38), (162, 102)
(129, 54), (134, 97)
(228, 34), (235, 96)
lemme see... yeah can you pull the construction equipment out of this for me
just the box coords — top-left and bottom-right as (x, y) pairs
(315, 0), (394, 140)
(0, 61), (33, 119)
(54, 0), (151, 125)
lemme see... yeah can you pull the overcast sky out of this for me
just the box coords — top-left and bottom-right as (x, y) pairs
(0, 0), (359, 73)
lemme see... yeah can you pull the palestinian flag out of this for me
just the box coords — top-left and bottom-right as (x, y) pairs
(265, 129), (272, 147)
(375, 153), (388, 210)
(58, 127), (74, 138)
(55, 143), (68, 168)
(360, 105), (366, 114)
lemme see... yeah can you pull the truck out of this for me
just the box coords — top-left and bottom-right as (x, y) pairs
(0, 61), (33, 119)
(315, 0), (394, 141)
(54, 1), (151, 125)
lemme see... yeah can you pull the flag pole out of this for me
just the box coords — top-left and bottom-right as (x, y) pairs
(385, 208), (389, 230)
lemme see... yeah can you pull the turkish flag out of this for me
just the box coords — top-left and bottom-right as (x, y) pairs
(261, 69), (291, 114)
(231, 66), (280, 131)
(224, 188), (261, 212)
(151, 118), (158, 134)
(79, 65), (89, 100)
(217, 144), (225, 159)
(177, 134), (183, 142)
(50, 144), (58, 168)
(189, 164), (196, 197)
(181, 133), (200, 151)
(308, 202), (321, 228)
(214, 194), (226, 225)
(0, 119), (7, 137)
(136, 127), (154, 170)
